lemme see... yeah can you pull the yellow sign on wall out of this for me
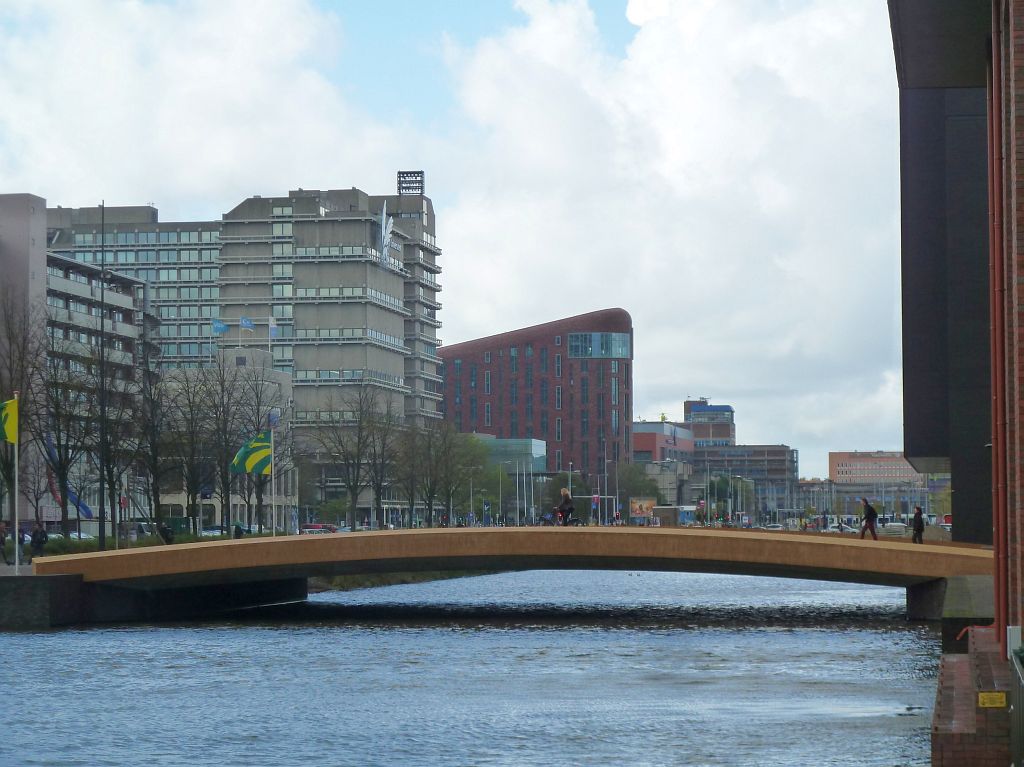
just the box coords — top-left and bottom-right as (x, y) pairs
(978, 691), (1007, 708)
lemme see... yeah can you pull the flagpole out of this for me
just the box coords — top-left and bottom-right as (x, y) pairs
(13, 391), (20, 575)
(270, 426), (276, 537)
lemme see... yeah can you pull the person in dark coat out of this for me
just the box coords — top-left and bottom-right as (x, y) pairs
(233, 523), (244, 539)
(859, 498), (878, 541)
(912, 505), (925, 544)
(29, 522), (48, 562)
(0, 521), (9, 565)
(555, 487), (575, 526)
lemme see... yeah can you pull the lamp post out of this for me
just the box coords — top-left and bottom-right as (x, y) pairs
(98, 200), (108, 550)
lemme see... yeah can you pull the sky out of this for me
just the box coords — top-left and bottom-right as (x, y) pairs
(0, 0), (901, 479)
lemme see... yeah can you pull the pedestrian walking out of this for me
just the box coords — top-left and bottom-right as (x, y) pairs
(0, 521), (10, 565)
(912, 505), (925, 545)
(28, 521), (48, 563)
(860, 498), (878, 541)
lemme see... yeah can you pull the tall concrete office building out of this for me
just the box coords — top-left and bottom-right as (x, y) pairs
(44, 172), (443, 445)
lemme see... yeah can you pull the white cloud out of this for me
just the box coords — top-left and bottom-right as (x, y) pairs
(0, 0), (405, 217)
(0, 0), (902, 477)
(435, 0), (901, 477)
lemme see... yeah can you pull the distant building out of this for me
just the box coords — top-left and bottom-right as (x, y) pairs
(632, 420), (694, 463)
(829, 450), (925, 486)
(683, 398), (736, 447)
(692, 443), (799, 514)
(440, 309), (633, 477)
(643, 460), (692, 507)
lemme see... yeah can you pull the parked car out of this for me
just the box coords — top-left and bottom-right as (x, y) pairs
(200, 526), (227, 537)
(765, 523), (784, 531)
(880, 522), (908, 536)
(299, 523), (338, 534)
(65, 531), (95, 540)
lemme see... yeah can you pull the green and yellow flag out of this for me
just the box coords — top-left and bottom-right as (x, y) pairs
(1, 398), (16, 444)
(230, 430), (272, 475)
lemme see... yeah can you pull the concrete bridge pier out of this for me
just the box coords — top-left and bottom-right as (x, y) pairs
(82, 577), (310, 624)
(907, 579), (947, 621)
(0, 575), (309, 629)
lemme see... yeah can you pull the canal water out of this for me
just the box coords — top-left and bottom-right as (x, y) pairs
(1, 571), (936, 767)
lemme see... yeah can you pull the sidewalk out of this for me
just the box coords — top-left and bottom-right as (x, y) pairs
(0, 560), (33, 575)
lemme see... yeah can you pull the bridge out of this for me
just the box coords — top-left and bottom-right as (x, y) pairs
(19, 527), (991, 627)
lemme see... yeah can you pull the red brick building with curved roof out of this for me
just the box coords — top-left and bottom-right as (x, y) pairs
(439, 308), (634, 477)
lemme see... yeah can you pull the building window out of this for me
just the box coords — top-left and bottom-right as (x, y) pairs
(484, 370), (491, 394)
(611, 377), (618, 405)
(525, 364), (532, 388)
(555, 386), (562, 410)
(555, 418), (562, 441)
(582, 441), (589, 471)
(555, 354), (562, 378)
(581, 378), (589, 405)
(555, 335), (561, 346)
(540, 380), (548, 405)
(510, 411), (518, 438)
(453, 359), (462, 376)
(272, 222), (293, 236)
(484, 351), (491, 363)
(525, 394), (533, 421)
(510, 380), (518, 405)
(470, 365), (477, 389)
(470, 396), (477, 422)
(541, 412), (548, 435)
(612, 409), (619, 435)
(540, 347), (548, 372)
(484, 402), (492, 426)
(510, 346), (518, 373)
(581, 410), (589, 436)
(556, 450), (563, 471)
(568, 332), (631, 360)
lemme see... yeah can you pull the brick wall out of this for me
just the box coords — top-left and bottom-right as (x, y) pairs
(932, 627), (1010, 766)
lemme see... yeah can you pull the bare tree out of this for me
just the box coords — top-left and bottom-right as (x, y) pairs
(0, 286), (45, 528)
(21, 448), (53, 526)
(365, 394), (402, 529)
(416, 420), (445, 527)
(235, 353), (289, 531)
(163, 368), (214, 535)
(394, 424), (423, 528)
(28, 322), (99, 535)
(437, 427), (488, 527)
(137, 324), (175, 525)
(314, 384), (379, 532)
(87, 340), (144, 547)
(205, 353), (248, 532)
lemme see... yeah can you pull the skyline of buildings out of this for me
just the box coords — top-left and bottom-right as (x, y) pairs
(2, 183), (915, 530)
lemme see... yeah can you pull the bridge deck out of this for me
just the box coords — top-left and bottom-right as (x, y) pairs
(31, 527), (992, 590)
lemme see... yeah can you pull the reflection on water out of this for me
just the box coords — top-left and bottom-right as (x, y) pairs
(0, 571), (936, 767)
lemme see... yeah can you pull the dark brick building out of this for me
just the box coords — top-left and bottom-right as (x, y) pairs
(440, 308), (633, 477)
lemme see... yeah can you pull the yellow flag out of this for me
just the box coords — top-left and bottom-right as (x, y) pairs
(1, 398), (16, 444)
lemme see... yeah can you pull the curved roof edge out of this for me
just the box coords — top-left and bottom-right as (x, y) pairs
(440, 308), (633, 353)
